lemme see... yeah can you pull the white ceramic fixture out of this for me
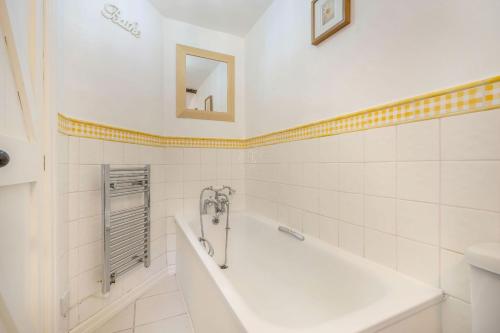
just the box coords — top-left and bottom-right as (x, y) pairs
(465, 243), (500, 333)
(176, 213), (443, 333)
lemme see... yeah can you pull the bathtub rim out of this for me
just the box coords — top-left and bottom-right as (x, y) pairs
(175, 212), (444, 333)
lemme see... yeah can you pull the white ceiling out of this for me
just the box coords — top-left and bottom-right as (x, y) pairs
(148, 0), (274, 37)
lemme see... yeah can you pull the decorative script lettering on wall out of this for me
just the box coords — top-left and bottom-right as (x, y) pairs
(101, 4), (141, 38)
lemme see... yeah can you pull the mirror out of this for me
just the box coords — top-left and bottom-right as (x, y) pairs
(176, 45), (235, 122)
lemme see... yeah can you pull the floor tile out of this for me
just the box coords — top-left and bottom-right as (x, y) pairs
(134, 314), (193, 333)
(140, 275), (178, 299)
(93, 304), (134, 333)
(135, 291), (186, 326)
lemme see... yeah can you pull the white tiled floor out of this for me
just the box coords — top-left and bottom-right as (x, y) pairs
(94, 275), (194, 333)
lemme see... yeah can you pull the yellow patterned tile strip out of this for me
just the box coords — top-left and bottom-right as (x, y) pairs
(58, 114), (246, 149)
(59, 76), (500, 149)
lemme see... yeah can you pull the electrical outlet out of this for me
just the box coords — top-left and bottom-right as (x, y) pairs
(60, 291), (70, 318)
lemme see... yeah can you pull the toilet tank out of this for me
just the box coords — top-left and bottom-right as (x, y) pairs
(465, 243), (500, 333)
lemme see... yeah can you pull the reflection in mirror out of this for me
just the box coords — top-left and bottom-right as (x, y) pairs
(185, 56), (228, 113)
(176, 44), (234, 122)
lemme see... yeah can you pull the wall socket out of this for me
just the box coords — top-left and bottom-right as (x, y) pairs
(60, 291), (69, 318)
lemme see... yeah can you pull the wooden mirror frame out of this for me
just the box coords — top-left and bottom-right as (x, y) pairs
(176, 44), (235, 122)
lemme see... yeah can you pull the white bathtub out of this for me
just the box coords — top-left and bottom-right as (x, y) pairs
(176, 213), (443, 333)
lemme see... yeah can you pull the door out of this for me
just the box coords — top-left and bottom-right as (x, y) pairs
(0, 0), (44, 332)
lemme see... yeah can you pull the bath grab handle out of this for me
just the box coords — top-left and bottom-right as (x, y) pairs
(0, 150), (10, 168)
(278, 226), (305, 241)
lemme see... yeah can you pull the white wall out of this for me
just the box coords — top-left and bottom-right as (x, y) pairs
(58, 1), (246, 139)
(163, 18), (245, 138)
(60, 0), (164, 134)
(245, 0), (500, 136)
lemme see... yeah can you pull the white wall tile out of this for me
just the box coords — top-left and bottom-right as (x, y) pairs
(339, 163), (364, 193)
(339, 192), (364, 225)
(216, 149), (231, 165)
(231, 164), (245, 180)
(78, 241), (101, 274)
(364, 162), (396, 197)
(364, 195), (396, 234)
(78, 216), (101, 246)
(79, 165), (100, 191)
(364, 126), (396, 162)
(441, 250), (470, 302)
(303, 163), (320, 188)
(77, 267), (102, 301)
(295, 140), (319, 163)
(319, 216), (339, 246)
(441, 109), (500, 160)
(164, 148), (183, 164)
(151, 165), (165, 184)
(201, 165), (217, 181)
(103, 141), (124, 164)
(339, 222), (364, 256)
(165, 165), (183, 182)
(318, 163), (339, 190)
(68, 164), (79, 193)
(79, 191), (101, 218)
(441, 161), (500, 211)
(339, 132), (364, 162)
(441, 205), (500, 253)
(397, 119), (439, 161)
(200, 149), (217, 165)
(69, 137), (80, 164)
(183, 164), (201, 181)
(319, 190), (339, 218)
(319, 136), (338, 162)
(57, 133), (69, 164)
(397, 200), (439, 245)
(216, 163), (231, 181)
(397, 162), (439, 203)
(79, 138), (103, 165)
(231, 150), (245, 164)
(183, 148), (200, 164)
(123, 144), (141, 164)
(441, 296), (471, 333)
(302, 212), (320, 237)
(68, 192), (80, 221)
(397, 237), (439, 286)
(365, 229), (397, 268)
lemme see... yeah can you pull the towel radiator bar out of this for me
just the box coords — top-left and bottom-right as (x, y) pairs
(102, 165), (151, 294)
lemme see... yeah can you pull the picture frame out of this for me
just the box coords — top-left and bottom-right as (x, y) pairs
(311, 0), (350, 46)
(204, 95), (213, 112)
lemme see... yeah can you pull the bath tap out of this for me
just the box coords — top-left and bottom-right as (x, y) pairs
(202, 197), (225, 224)
(199, 185), (235, 269)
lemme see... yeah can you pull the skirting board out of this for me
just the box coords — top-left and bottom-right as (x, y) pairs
(69, 268), (171, 333)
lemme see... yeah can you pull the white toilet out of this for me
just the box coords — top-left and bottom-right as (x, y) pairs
(465, 243), (500, 333)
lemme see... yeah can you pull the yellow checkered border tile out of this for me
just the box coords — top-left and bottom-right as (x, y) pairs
(58, 114), (246, 149)
(59, 76), (500, 149)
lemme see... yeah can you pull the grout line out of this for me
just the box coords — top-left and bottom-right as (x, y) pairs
(245, 184), (500, 214)
(438, 118), (443, 290)
(132, 298), (136, 333)
(395, 125), (400, 271)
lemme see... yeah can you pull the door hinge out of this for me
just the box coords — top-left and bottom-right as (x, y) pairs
(3, 35), (7, 47)
(43, 155), (46, 171)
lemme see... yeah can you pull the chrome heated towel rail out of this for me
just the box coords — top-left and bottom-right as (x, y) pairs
(102, 165), (151, 293)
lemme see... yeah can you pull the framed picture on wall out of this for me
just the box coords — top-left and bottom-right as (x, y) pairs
(204, 95), (213, 112)
(311, 0), (350, 45)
